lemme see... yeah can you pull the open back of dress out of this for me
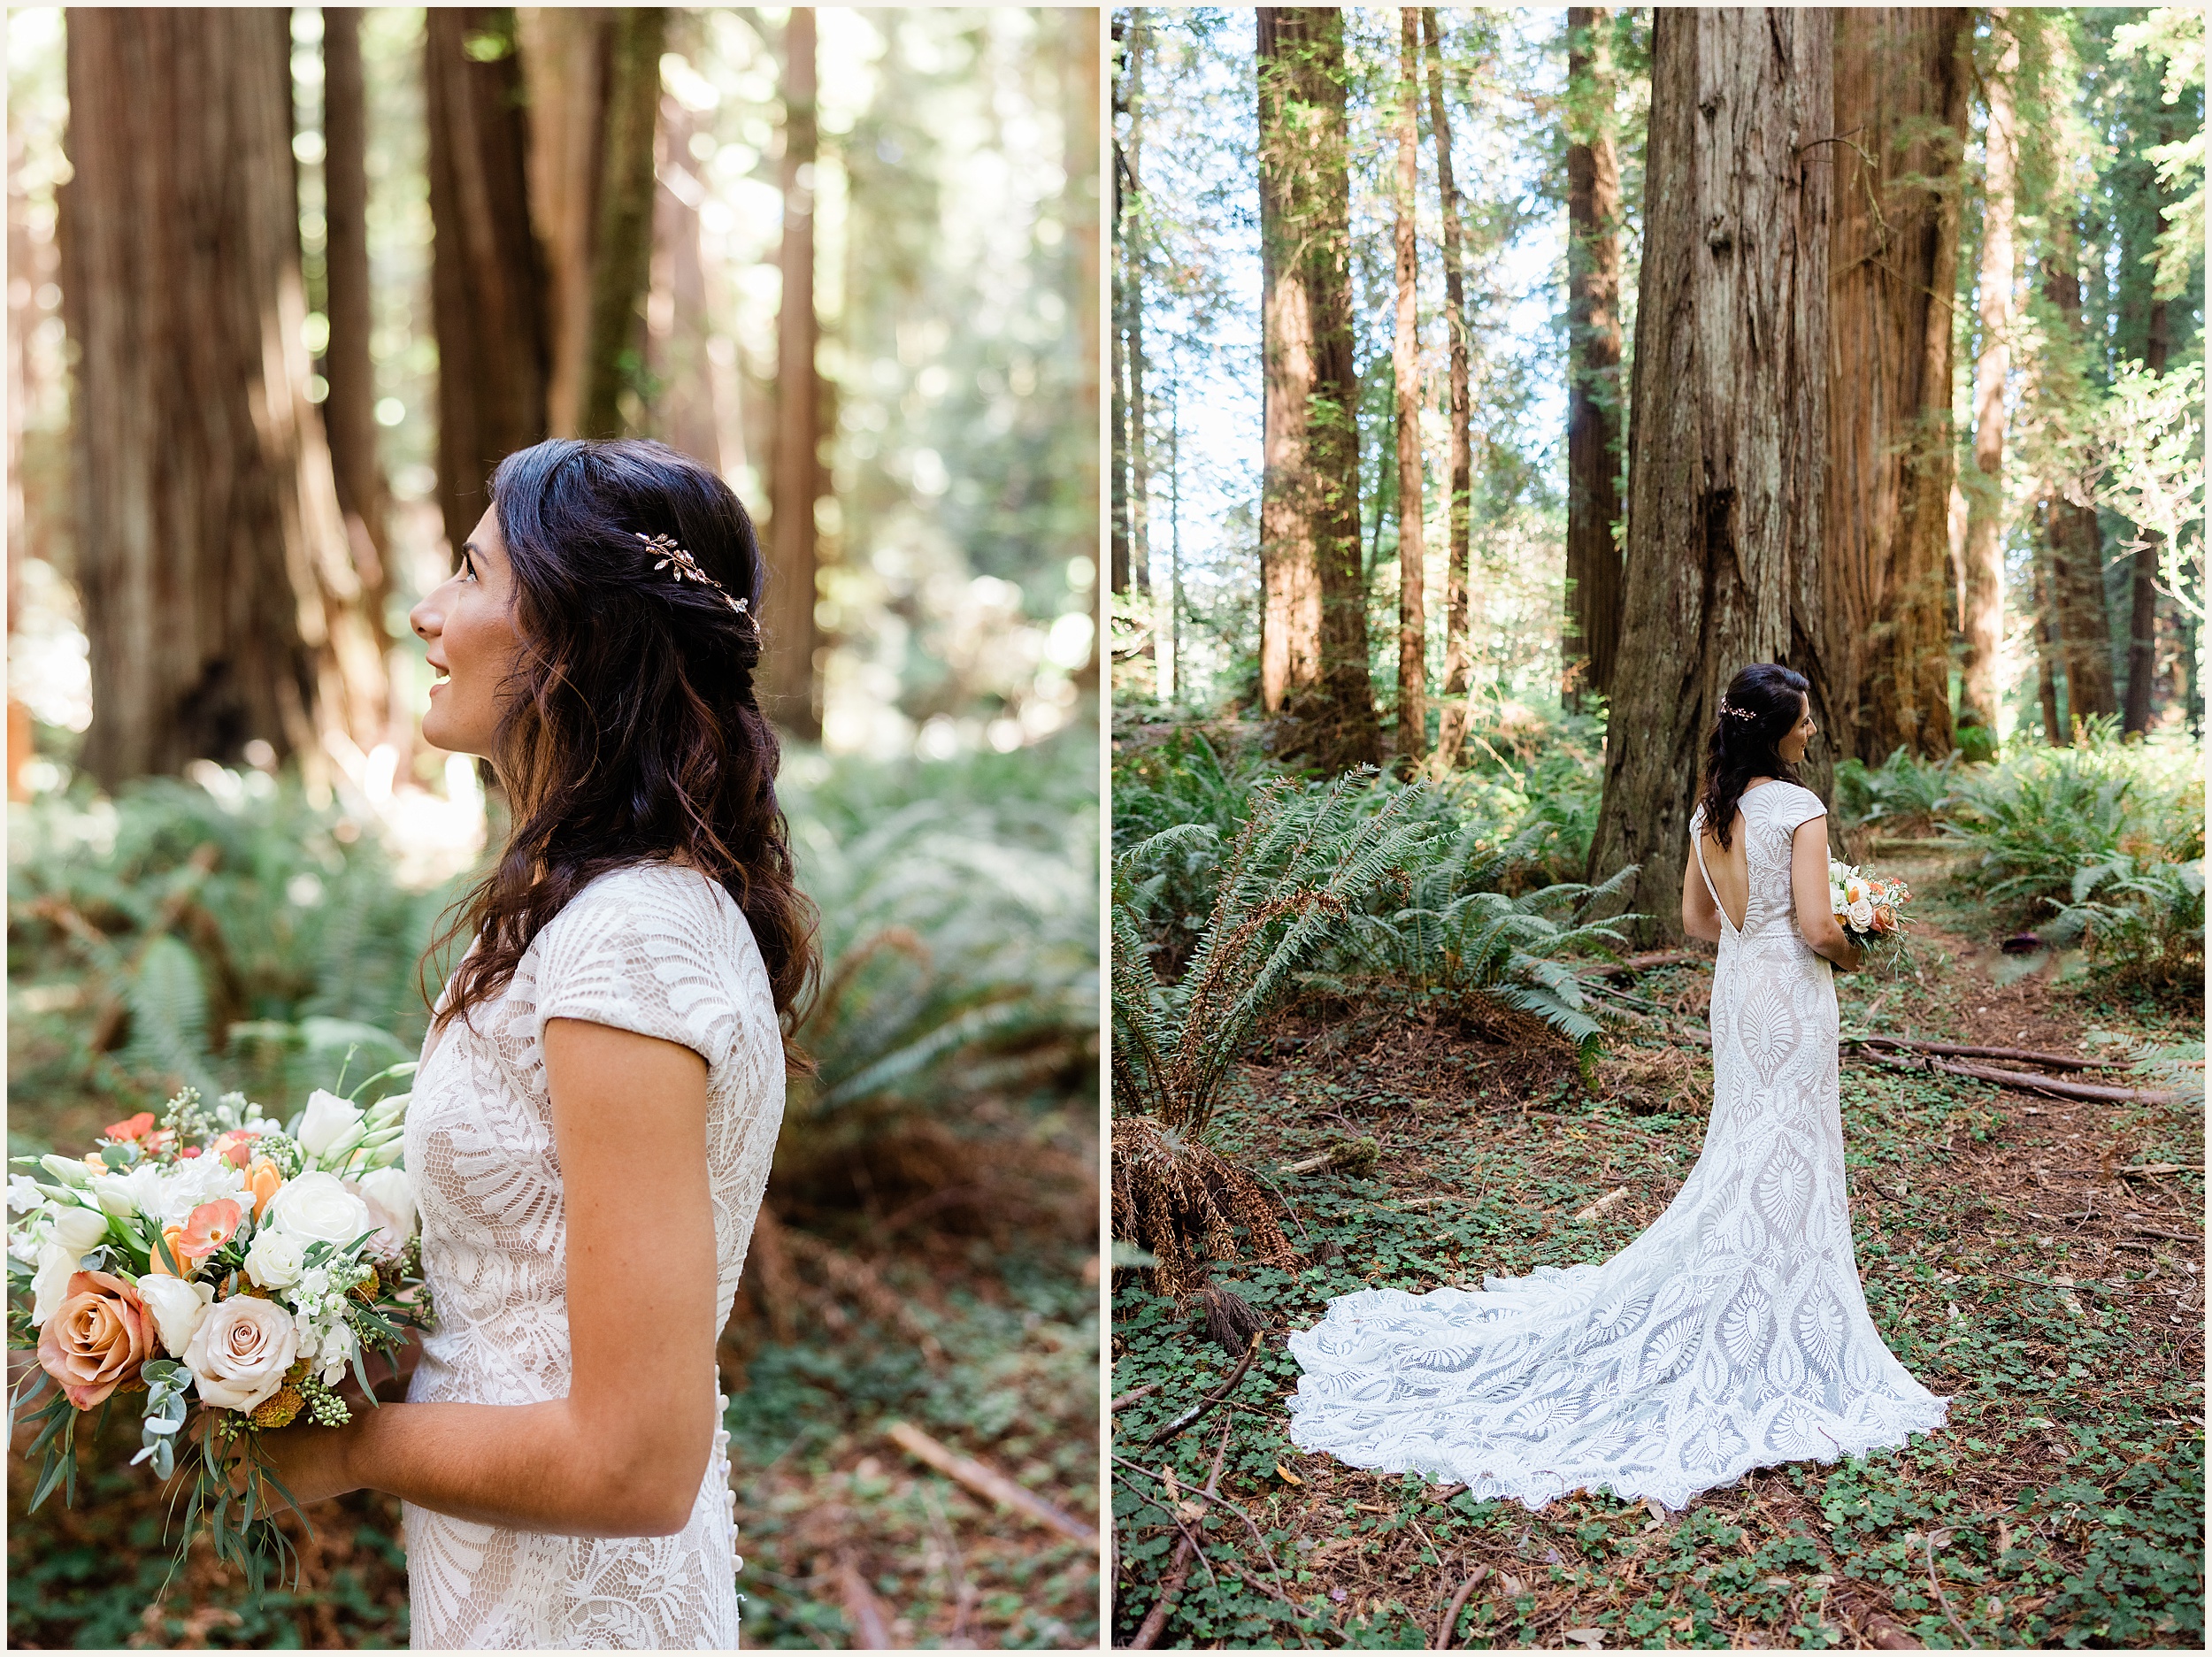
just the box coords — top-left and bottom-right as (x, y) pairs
(1286, 781), (1947, 1511)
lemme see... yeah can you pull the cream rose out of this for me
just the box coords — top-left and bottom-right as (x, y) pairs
(1847, 897), (1875, 929)
(350, 1167), (417, 1255)
(244, 1226), (307, 1290)
(36, 1269), (152, 1408)
(296, 1089), (366, 1160)
(181, 1296), (299, 1413)
(265, 1171), (373, 1248)
(136, 1273), (217, 1357)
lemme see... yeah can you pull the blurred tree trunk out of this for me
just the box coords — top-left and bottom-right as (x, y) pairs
(1125, 11), (1151, 605)
(645, 96), (724, 472)
(1065, 6), (1103, 694)
(1256, 7), (1378, 767)
(1959, 13), (2017, 737)
(1587, 8), (1835, 940)
(1563, 5), (1624, 713)
(1110, 15), (1130, 597)
(426, 7), (546, 559)
(2032, 498), (2066, 743)
(2040, 220), (2118, 725)
(518, 7), (665, 440)
(2123, 294), (2167, 733)
(64, 6), (385, 786)
(768, 7), (823, 740)
(321, 7), (393, 645)
(1392, 9), (1425, 764)
(1424, 9), (1473, 771)
(1825, 6), (1967, 763)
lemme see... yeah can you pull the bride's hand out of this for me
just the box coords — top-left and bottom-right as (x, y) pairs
(190, 1405), (361, 1509)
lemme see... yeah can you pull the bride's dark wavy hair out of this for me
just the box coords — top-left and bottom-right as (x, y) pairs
(1699, 662), (1812, 851)
(426, 438), (818, 1066)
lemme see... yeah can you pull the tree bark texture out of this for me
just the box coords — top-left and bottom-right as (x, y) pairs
(2123, 294), (2167, 733)
(579, 10), (665, 439)
(1959, 13), (2017, 735)
(1424, 9), (1473, 733)
(2032, 496), (2065, 743)
(320, 6), (393, 637)
(1824, 6), (1967, 763)
(1586, 7), (1836, 940)
(768, 7), (823, 740)
(1125, 11), (1151, 600)
(64, 7), (386, 786)
(2039, 227), (2118, 725)
(1564, 5), (1625, 712)
(1393, 9), (1426, 763)
(426, 6), (548, 560)
(645, 96), (725, 472)
(1110, 12), (1132, 598)
(1256, 8), (1378, 767)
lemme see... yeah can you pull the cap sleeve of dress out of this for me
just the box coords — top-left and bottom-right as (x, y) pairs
(531, 865), (748, 1074)
(1776, 783), (1829, 838)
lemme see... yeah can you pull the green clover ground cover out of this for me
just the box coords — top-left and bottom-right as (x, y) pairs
(1110, 859), (2203, 1650)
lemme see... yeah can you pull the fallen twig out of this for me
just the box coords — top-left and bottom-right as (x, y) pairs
(1142, 1331), (1263, 1450)
(837, 1552), (895, 1649)
(1848, 1035), (2133, 1072)
(1571, 1186), (1631, 1224)
(1111, 1382), (1163, 1414)
(1110, 1454), (1312, 1647)
(885, 1421), (1098, 1550)
(1128, 1415), (1232, 1650)
(1854, 1045), (2179, 1104)
(1920, 1530), (1974, 1649)
(1577, 949), (1709, 981)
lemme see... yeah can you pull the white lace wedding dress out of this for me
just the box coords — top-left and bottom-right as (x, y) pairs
(401, 863), (786, 1648)
(1287, 780), (1947, 1511)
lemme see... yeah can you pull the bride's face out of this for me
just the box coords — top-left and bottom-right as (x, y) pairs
(411, 505), (523, 759)
(1778, 694), (1816, 763)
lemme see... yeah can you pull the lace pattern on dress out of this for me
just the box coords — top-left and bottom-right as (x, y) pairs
(1286, 782), (1947, 1511)
(402, 863), (782, 1648)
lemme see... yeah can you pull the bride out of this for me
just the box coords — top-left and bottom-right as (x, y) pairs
(1287, 662), (1947, 1512)
(255, 438), (815, 1646)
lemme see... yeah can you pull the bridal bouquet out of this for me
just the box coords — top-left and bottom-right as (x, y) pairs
(1829, 857), (1913, 961)
(6, 1071), (426, 1589)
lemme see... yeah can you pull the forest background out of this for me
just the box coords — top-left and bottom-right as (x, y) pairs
(1108, 5), (2204, 1650)
(8, 6), (1101, 1649)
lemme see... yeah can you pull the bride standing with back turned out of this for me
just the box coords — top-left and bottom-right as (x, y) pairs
(1288, 662), (1947, 1512)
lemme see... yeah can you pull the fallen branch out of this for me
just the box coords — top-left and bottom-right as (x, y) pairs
(1853, 1045), (2179, 1104)
(1433, 1564), (1490, 1651)
(837, 1552), (895, 1649)
(1128, 1415), (1232, 1650)
(885, 1421), (1098, 1550)
(1848, 1035), (2133, 1072)
(1111, 1382), (1163, 1414)
(1143, 1331), (1263, 1450)
(1577, 949), (1709, 981)
(1572, 1186), (1631, 1224)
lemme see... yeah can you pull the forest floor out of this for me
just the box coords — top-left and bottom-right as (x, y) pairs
(1110, 845), (2204, 1651)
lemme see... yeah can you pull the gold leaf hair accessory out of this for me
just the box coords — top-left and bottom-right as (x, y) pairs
(636, 531), (749, 616)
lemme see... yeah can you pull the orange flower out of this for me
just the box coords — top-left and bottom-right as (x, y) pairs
(180, 1199), (242, 1260)
(37, 1269), (152, 1408)
(211, 1130), (262, 1170)
(147, 1225), (192, 1277)
(104, 1112), (157, 1143)
(246, 1158), (283, 1220)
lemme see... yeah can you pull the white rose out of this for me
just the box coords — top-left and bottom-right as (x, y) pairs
(1828, 885), (1847, 915)
(296, 1089), (366, 1160)
(265, 1170), (373, 1248)
(244, 1226), (307, 1290)
(90, 1162), (166, 1222)
(181, 1296), (299, 1413)
(350, 1167), (417, 1254)
(156, 1156), (246, 1228)
(136, 1273), (217, 1357)
(47, 1204), (110, 1257)
(1848, 897), (1875, 929)
(29, 1241), (78, 1327)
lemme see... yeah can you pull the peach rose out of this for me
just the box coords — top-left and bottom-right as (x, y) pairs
(181, 1295), (299, 1414)
(245, 1157), (284, 1220)
(35, 1269), (153, 1409)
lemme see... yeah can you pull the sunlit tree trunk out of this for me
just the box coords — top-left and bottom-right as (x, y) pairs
(1825, 6), (1966, 763)
(2123, 295), (2167, 733)
(1067, 6), (1103, 694)
(1960, 13), (2017, 737)
(1563, 5), (1624, 712)
(646, 96), (724, 472)
(1423, 9), (1473, 771)
(65, 7), (388, 786)
(1125, 11), (1151, 606)
(1257, 8), (1379, 768)
(426, 6), (547, 558)
(1110, 13), (1131, 597)
(2040, 220), (2118, 725)
(1392, 9), (1426, 764)
(768, 7), (823, 740)
(321, 7), (393, 642)
(1588, 8), (1835, 940)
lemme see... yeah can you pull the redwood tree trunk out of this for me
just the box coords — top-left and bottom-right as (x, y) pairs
(1586, 8), (1836, 940)
(65, 7), (383, 785)
(426, 6), (547, 560)
(321, 6), (392, 637)
(2123, 295), (2167, 733)
(1424, 8), (1473, 759)
(2041, 224), (2118, 725)
(1563, 5), (1624, 711)
(1959, 13), (2018, 737)
(1824, 6), (1967, 762)
(1392, 8), (1426, 763)
(579, 9), (665, 439)
(2032, 497), (2066, 743)
(645, 96), (724, 472)
(1257, 8), (1378, 766)
(1125, 11), (1151, 602)
(1110, 11), (1132, 596)
(768, 7), (823, 740)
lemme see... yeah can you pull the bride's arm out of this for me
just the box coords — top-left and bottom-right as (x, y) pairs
(1680, 840), (1724, 944)
(1789, 819), (1864, 971)
(260, 1018), (720, 1538)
